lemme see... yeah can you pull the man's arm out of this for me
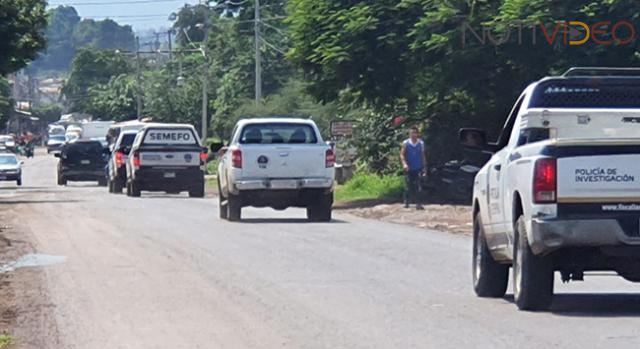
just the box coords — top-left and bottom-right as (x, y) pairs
(400, 143), (408, 172)
(422, 144), (428, 170)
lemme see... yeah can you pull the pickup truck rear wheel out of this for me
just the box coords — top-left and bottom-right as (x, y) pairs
(513, 216), (554, 311)
(57, 174), (67, 186)
(189, 186), (205, 198)
(307, 193), (333, 222)
(472, 212), (508, 297)
(227, 194), (242, 221)
(129, 180), (141, 197)
(113, 180), (123, 194)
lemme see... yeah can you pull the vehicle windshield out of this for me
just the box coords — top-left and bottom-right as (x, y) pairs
(0, 136), (13, 142)
(50, 135), (65, 141)
(0, 155), (18, 165)
(239, 123), (318, 144)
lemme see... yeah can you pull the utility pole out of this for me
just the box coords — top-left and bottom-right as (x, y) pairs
(135, 36), (142, 120)
(167, 30), (173, 61)
(201, 7), (210, 140)
(254, 0), (262, 105)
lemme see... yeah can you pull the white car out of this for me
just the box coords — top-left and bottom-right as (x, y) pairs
(216, 118), (335, 222)
(461, 67), (640, 311)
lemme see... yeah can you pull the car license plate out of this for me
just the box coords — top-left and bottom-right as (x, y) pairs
(81, 160), (90, 164)
(270, 179), (298, 189)
(164, 172), (176, 178)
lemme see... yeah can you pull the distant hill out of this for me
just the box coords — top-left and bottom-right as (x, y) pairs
(28, 6), (135, 75)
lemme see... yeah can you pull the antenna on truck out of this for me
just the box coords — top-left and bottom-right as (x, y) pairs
(562, 67), (640, 77)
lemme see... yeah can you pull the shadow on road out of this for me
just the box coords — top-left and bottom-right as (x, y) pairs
(504, 293), (640, 317)
(240, 218), (348, 224)
(0, 200), (83, 205)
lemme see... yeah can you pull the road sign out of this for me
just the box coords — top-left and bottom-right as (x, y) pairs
(330, 120), (356, 137)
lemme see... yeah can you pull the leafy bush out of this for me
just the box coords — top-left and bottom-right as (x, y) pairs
(335, 172), (404, 202)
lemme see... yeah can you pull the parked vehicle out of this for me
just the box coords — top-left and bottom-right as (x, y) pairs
(125, 124), (206, 197)
(462, 67), (640, 311)
(106, 120), (148, 149)
(55, 140), (109, 186)
(0, 153), (23, 186)
(81, 121), (114, 148)
(0, 135), (16, 151)
(47, 134), (66, 154)
(216, 118), (335, 222)
(426, 160), (480, 203)
(107, 130), (138, 194)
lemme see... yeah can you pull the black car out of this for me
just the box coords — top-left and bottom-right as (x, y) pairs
(56, 140), (109, 186)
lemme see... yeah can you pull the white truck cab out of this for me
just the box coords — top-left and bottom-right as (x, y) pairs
(462, 67), (640, 311)
(216, 118), (335, 222)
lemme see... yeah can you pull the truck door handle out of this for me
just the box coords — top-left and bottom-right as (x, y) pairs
(493, 164), (502, 171)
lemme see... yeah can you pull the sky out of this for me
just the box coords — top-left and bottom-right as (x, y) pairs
(47, 0), (200, 32)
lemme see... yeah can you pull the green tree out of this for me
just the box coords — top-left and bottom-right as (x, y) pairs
(86, 74), (137, 121)
(73, 19), (135, 51)
(0, 78), (13, 128)
(29, 6), (80, 73)
(31, 103), (63, 124)
(0, 0), (48, 75)
(62, 49), (132, 113)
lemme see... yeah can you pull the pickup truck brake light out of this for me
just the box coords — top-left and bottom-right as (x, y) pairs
(232, 149), (242, 168)
(533, 158), (556, 204)
(115, 151), (125, 168)
(132, 151), (141, 170)
(199, 151), (207, 165)
(325, 149), (335, 168)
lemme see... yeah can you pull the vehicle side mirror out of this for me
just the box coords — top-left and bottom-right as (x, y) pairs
(201, 146), (209, 154)
(19, 160), (24, 165)
(459, 128), (495, 153)
(54, 153), (61, 158)
(209, 142), (224, 153)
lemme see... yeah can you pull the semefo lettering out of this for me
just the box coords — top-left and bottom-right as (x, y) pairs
(148, 131), (191, 142)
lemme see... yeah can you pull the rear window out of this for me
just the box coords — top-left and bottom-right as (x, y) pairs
(118, 133), (137, 150)
(63, 142), (104, 160)
(530, 78), (640, 108)
(143, 128), (198, 146)
(239, 123), (318, 144)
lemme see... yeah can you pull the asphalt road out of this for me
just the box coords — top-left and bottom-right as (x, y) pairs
(2, 150), (640, 348)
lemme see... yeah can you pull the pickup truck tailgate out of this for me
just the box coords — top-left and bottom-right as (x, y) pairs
(557, 151), (640, 202)
(240, 145), (328, 178)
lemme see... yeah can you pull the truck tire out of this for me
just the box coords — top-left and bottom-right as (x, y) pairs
(227, 194), (242, 222)
(513, 216), (554, 311)
(218, 183), (228, 220)
(57, 174), (67, 186)
(108, 179), (114, 193)
(307, 192), (333, 222)
(189, 185), (205, 198)
(16, 178), (22, 186)
(129, 181), (141, 197)
(98, 178), (108, 187)
(113, 180), (123, 194)
(472, 212), (508, 297)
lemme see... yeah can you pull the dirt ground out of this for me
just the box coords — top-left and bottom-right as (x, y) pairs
(0, 209), (58, 349)
(337, 203), (473, 235)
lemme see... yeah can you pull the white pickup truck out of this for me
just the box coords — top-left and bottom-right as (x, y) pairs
(215, 118), (335, 222)
(461, 67), (640, 311)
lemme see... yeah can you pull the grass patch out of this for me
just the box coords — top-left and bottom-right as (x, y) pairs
(206, 158), (219, 175)
(335, 173), (404, 202)
(0, 334), (14, 348)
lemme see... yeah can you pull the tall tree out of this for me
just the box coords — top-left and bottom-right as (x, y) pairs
(62, 49), (132, 112)
(0, 0), (48, 74)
